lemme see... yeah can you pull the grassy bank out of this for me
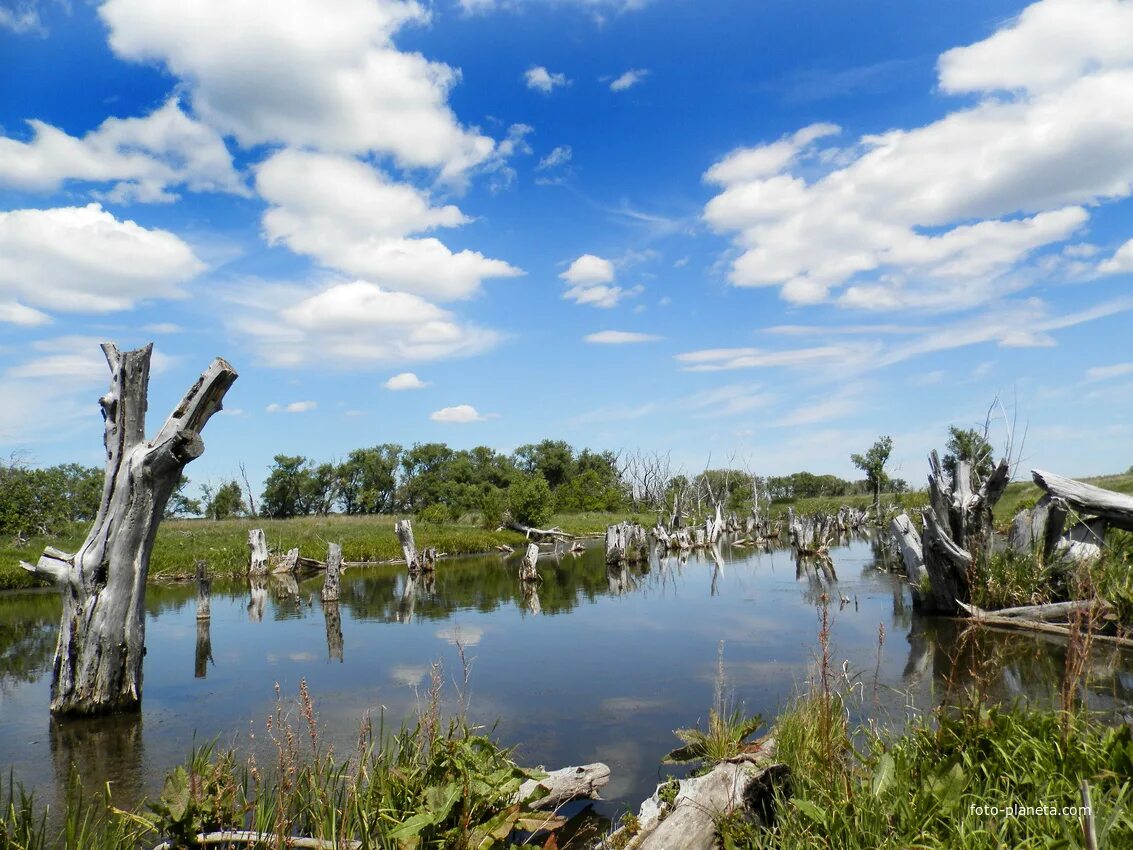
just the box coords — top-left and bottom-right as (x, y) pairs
(766, 492), (928, 519)
(0, 675), (579, 850)
(0, 511), (658, 591)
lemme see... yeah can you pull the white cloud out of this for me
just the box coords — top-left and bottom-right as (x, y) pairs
(0, 2), (41, 33)
(0, 204), (204, 320)
(143, 322), (182, 334)
(1086, 363), (1133, 382)
(609, 68), (648, 91)
(525, 65), (569, 93)
(0, 98), (245, 202)
(230, 279), (500, 368)
(266, 401), (317, 413)
(537, 145), (572, 170)
(430, 404), (493, 423)
(0, 301), (50, 326)
(703, 0), (1133, 310)
(584, 330), (662, 344)
(1098, 238), (1133, 274)
(676, 344), (872, 373)
(384, 371), (429, 390)
(560, 253), (639, 307)
(99, 0), (496, 180)
(256, 149), (522, 301)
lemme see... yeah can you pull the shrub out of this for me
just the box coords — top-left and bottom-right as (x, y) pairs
(479, 486), (507, 529)
(507, 475), (553, 527)
(417, 503), (452, 525)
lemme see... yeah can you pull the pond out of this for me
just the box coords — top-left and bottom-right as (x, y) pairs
(2, 534), (1132, 821)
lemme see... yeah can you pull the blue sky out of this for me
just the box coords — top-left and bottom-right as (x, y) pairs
(1, 0), (1131, 492)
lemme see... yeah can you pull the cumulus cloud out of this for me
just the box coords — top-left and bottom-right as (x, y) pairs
(584, 330), (662, 344)
(609, 68), (649, 91)
(256, 149), (522, 301)
(230, 279), (500, 368)
(525, 65), (569, 93)
(0, 98), (245, 202)
(384, 371), (429, 390)
(430, 404), (493, 423)
(99, 0), (496, 179)
(0, 204), (204, 321)
(1098, 238), (1133, 274)
(703, 0), (1133, 310)
(560, 253), (639, 307)
(266, 401), (317, 413)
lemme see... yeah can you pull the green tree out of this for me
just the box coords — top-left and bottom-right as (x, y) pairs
(261, 455), (309, 518)
(942, 426), (995, 484)
(165, 473), (202, 518)
(508, 474), (553, 527)
(337, 444), (400, 514)
(851, 436), (893, 521)
(513, 440), (574, 490)
(204, 480), (245, 520)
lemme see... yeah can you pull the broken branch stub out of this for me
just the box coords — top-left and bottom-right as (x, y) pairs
(24, 344), (236, 716)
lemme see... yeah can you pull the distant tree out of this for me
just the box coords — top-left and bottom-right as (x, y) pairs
(261, 455), (309, 518)
(204, 480), (245, 520)
(398, 442), (456, 511)
(513, 440), (574, 490)
(942, 426), (995, 484)
(851, 436), (893, 521)
(508, 474), (553, 527)
(299, 462), (338, 516)
(337, 444), (400, 514)
(479, 485), (508, 529)
(165, 473), (202, 518)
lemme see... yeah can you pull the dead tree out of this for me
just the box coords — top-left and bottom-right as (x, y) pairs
(519, 542), (541, 582)
(21, 344), (236, 715)
(248, 529), (269, 576)
(605, 521), (649, 564)
(395, 519), (421, 572)
(321, 542), (342, 602)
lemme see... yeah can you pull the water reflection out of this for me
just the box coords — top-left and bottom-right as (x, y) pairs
(3, 534), (1132, 820)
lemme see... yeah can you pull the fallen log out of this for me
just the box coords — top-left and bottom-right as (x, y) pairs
(988, 600), (1110, 621)
(605, 753), (787, 850)
(515, 762), (611, 810)
(958, 602), (1133, 648)
(505, 521), (574, 540)
(1033, 470), (1133, 532)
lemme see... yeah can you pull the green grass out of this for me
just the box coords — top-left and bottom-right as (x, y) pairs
(721, 693), (1133, 849)
(0, 511), (659, 591)
(767, 492), (929, 519)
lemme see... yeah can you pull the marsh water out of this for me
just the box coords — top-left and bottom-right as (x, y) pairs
(2, 535), (1133, 820)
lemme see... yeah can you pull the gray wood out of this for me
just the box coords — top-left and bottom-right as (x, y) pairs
(248, 528), (269, 576)
(21, 344), (236, 716)
(520, 542), (541, 582)
(984, 599), (1107, 621)
(889, 513), (926, 591)
(516, 762), (610, 810)
(321, 542), (342, 602)
(195, 560), (211, 620)
(605, 521), (649, 564)
(395, 519), (420, 571)
(1033, 469), (1133, 531)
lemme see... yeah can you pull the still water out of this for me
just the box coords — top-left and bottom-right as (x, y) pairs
(2, 535), (1132, 819)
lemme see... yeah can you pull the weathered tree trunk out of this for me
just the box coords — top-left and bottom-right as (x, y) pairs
(248, 528), (269, 576)
(195, 560), (211, 620)
(395, 519), (420, 571)
(515, 763), (611, 810)
(321, 542), (342, 602)
(21, 344), (236, 716)
(605, 521), (648, 564)
(520, 542), (541, 582)
(1033, 469), (1133, 532)
(889, 513), (927, 603)
(272, 547), (299, 574)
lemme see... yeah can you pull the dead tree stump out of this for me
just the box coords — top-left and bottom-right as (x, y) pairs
(395, 519), (421, 572)
(520, 542), (541, 582)
(321, 542), (342, 602)
(605, 521), (649, 564)
(195, 560), (211, 620)
(248, 529), (269, 576)
(20, 343), (236, 715)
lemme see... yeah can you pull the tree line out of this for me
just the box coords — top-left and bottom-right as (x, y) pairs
(0, 427), (996, 536)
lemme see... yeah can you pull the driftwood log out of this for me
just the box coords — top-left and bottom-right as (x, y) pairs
(1033, 470), (1133, 532)
(321, 543), (342, 602)
(248, 529), (269, 576)
(958, 602), (1133, 648)
(514, 762), (611, 810)
(604, 752), (787, 850)
(21, 344), (236, 716)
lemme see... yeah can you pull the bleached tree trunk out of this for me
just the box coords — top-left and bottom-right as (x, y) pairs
(248, 529), (269, 576)
(520, 542), (541, 582)
(21, 344), (236, 715)
(395, 519), (420, 572)
(321, 542), (342, 602)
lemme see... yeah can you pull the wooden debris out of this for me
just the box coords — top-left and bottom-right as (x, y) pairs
(1033, 469), (1133, 532)
(515, 762), (611, 810)
(605, 521), (649, 564)
(958, 601), (1133, 648)
(272, 547), (300, 574)
(20, 344), (236, 716)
